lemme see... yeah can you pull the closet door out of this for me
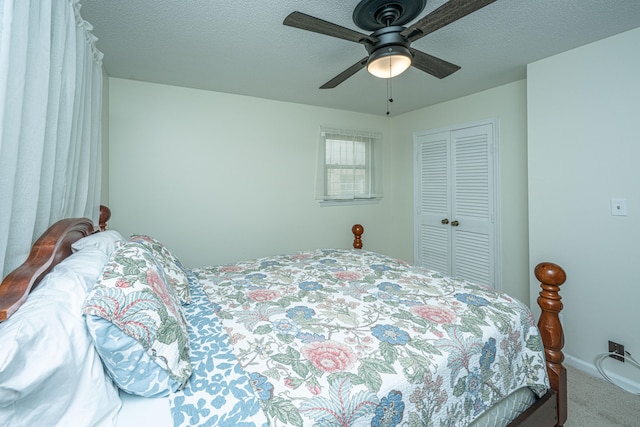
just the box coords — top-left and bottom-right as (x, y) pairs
(414, 131), (452, 275)
(414, 122), (496, 287)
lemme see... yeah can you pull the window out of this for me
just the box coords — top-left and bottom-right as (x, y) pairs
(316, 127), (383, 203)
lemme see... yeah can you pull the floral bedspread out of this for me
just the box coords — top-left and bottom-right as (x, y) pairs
(169, 276), (269, 427)
(188, 249), (549, 426)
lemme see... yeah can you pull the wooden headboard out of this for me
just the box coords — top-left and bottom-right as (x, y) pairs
(0, 218), (94, 321)
(0, 205), (111, 322)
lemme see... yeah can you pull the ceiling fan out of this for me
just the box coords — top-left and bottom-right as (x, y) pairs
(283, 0), (497, 89)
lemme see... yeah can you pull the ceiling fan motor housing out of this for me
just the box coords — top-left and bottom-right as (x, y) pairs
(366, 26), (410, 54)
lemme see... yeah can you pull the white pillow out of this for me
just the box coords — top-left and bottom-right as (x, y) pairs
(0, 248), (121, 427)
(71, 230), (125, 256)
(56, 247), (109, 292)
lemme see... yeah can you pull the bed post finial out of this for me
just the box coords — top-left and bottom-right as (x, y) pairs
(352, 224), (364, 249)
(535, 261), (567, 426)
(99, 205), (111, 231)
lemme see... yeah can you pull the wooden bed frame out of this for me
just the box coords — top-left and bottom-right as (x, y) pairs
(1, 208), (567, 426)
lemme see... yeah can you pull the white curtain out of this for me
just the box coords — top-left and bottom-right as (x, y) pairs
(0, 0), (103, 279)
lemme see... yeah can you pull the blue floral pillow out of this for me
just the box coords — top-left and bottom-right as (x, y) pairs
(83, 241), (192, 397)
(129, 234), (192, 304)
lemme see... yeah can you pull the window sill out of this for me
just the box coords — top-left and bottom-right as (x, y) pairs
(319, 198), (382, 207)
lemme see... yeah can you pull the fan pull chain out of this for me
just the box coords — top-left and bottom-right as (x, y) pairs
(386, 73), (394, 116)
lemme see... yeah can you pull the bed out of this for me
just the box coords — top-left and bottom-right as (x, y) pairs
(0, 206), (567, 426)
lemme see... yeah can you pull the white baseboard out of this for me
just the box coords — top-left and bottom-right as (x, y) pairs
(564, 353), (640, 394)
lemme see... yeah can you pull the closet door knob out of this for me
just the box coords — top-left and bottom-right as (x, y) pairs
(441, 218), (449, 224)
(451, 220), (459, 226)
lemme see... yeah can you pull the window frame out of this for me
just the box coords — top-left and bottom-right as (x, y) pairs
(316, 127), (383, 205)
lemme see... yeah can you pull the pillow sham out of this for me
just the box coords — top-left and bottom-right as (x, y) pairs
(0, 249), (120, 427)
(83, 241), (192, 397)
(71, 229), (125, 256)
(129, 234), (191, 304)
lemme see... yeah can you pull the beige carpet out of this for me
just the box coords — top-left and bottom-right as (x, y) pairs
(565, 365), (640, 426)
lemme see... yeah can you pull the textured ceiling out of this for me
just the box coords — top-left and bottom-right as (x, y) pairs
(80, 0), (640, 116)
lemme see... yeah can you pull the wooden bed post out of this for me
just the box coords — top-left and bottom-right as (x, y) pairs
(535, 262), (567, 426)
(352, 224), (364, 249)
(99, 205), (111, 231)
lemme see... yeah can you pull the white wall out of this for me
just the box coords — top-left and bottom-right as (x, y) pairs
(390, 80), (530, 304)
(108, 78), (393, 267)
(528, 27), (640, 387)
(108, 78), (531, 304)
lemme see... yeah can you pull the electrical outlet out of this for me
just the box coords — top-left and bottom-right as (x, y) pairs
(609, 340), (625, 362)
(611, 198), (628, 216)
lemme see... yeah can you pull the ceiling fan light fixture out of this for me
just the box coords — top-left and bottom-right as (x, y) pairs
(367, 45), (412, 78)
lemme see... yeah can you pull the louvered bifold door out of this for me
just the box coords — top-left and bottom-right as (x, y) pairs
(450, 124), (494, 286)
(414, 123), (496, 288)
(414, 131), (451, 275)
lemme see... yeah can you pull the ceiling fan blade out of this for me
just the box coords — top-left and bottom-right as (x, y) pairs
(284, 11), (376, 45)
(410, 48), (461, 79)
(402, 0), (497, 42)
(320, 57), (369, 89)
